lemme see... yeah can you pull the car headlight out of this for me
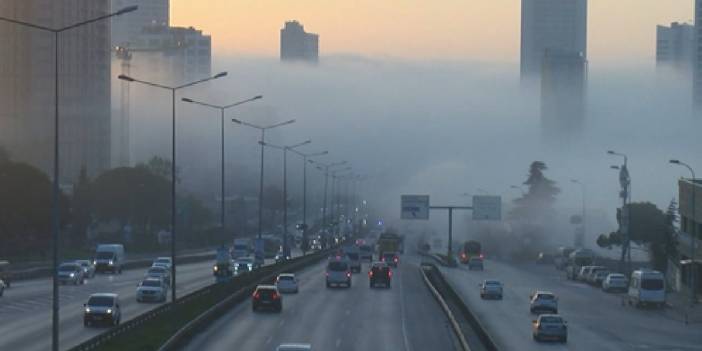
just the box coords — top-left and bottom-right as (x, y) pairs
(108, 260), (114, 265)
(106, 309), (113, 314)
(213, 266), (218, 271)
(69, 273), (75, 277)
(248, 264), (253, 268)
(92, 260), (97, 265)
(85, 307), (91, 313)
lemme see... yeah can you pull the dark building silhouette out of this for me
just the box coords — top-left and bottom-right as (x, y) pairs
(657, 22), (694, 72)
(693, 0), (702, 114)
(540, 49), (587, 139)
(280, 21), (318, 63)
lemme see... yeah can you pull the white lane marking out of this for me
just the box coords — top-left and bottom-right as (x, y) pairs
(398, 267), (411, 351)
(335, 338), (342, 348)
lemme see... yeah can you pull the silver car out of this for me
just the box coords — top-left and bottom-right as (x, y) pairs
(326, 259), (351, 288)
(58, 263), (85, 285)
(480, 279), (503, 299)
(530, 291), (558, 314)
(136, 278), (168, 303)
(145, 266), (171, 285)
(532, 314), (567, 343)
(75, 260), (96, 278)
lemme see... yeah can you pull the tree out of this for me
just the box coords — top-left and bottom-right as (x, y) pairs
(67, 165), (93, 247)
(0, 161), (69, 258)
(137, 156), (180, 183)
(510, 161), (560, 221)
(263, 185), (284, 231)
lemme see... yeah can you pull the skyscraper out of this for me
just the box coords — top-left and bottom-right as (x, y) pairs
(280, 21), (319, 63)
(111, 0), (169, 46)
(693, 0), (702, 113)
(540, 49), (587, 140)
(520, 0), (587, 80)
(657, 22), (694, 72)
(0, 0), (112, 182)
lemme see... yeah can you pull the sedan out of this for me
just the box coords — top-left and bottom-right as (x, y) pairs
(75, 260), (96, 278)
(58, 263), (85, 285)
(252, 285), (282, 312)
(532, 314), (567, 343)
(530, 291), (558, 314)
(602, 273), (628, 293)
(480, 279), (503, 299)
(144, 266), (171, 286)
(136, 278), (168, 303)
(276, 273), (299, 293)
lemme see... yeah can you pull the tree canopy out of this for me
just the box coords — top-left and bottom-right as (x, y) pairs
(510, 161), (560, 221)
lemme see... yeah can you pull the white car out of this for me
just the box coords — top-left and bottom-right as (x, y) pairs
(152, 257), (172, 270)
(136, 277), (168, 303)
(602, 273), (628, 293)
(276, 273), (299, 293)
(276, 344), (312, 351)
(145, 266), (171, 285)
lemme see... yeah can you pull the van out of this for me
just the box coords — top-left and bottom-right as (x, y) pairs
(628, 270), (665, 308)
(94, 244), (126, 274)
(0, 260), (11, 287)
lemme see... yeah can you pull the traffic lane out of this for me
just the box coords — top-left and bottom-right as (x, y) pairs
(441, 259), (702, 351)
(182, 254), (456, 351)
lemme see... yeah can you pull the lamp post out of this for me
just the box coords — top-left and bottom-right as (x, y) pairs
(608, 150), (631, 274)
(571, 179), (586, 247)
(310, 160), (347, 241)
(119, 71), (228, 303)
(670, 159), (697, 305)
(289, 150), (328, 253)
(232, 118), (295, 241)
(259, 140), (312, 258)
(0, 6), (139, 351)
(330, 168), (352, 236)
(181, 95), (262, 231)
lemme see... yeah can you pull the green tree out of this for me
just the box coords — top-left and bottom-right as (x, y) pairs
(510, 161), (560, 221)
(137, 156), (180, 183)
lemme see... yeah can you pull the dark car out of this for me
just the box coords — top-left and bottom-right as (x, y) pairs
(84, 293), (121, 327)
(369, 262), (392, 288)
(381, 252), (399, 267)
(252, 285), (282, 312)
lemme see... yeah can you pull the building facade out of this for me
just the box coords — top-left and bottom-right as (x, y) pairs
(670, 179), (702, 296)
(540, 49), (587, 139)
(520, 0), (587, 80)
(280, 21), (319, 63)
(111, 0), (169, 46)
(693, 1), (702, 114)
(0, 0), (112, 182)
(656, 22), (694, 72)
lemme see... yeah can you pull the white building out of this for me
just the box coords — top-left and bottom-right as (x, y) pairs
(0, 0), (112, 182)
(520, 0), (587, 80)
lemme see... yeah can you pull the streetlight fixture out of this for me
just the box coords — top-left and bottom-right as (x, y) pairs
(669, 159), (697, 305)
(310, 160), (347, 239)
(231, 118), (296, 242)
(0, 6), (139, 351)
(607, 150), (631, 274)
(259, 139), (312, 258)
(571, 179), (586, 247)
(288, 149), (328, 253)
(119, 71), (228, 303)
(181, 95), (262, 230)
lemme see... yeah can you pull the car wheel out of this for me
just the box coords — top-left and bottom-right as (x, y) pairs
(326, 282), (331, 288)
(561, 336), (567, 343)
(480, 294), (485, 299)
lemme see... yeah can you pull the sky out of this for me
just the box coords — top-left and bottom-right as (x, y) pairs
(171, 0), (693, 62)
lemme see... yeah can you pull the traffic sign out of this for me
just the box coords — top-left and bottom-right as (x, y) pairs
(472, 195), (502, 220)
(401, 195), (430, 220)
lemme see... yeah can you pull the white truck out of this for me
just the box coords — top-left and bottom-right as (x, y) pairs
(231, 239), (251, 259)
(94, 244), (125, 274)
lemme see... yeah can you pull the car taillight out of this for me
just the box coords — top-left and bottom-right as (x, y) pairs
(253, 292), (260, 299)
(479, 254), (485, 259)
(388, 270), (393, 277)
(461, 253), (466, 259)
(272, 292), (280, 300)
(369, 271), (373, 277)
(394, 257), (398, 263)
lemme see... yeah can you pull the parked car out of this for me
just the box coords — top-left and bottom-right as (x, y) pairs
(532, 314), (567, 343)
(628, 270), (666, 308)
(84, 293), (121, 327)
(602, 273), (628, 293)
(586, 266), (607, 284)
(577, 266), (594, 281)
(57, 262), (85, 285)
(480, 279), (503, 299)
(592, 269), (611, 286)
(276, 273), (299, 294)
(530, 291), (558, 314)
(75, 260), (96, 278)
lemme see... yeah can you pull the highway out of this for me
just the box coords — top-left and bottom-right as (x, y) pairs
(0, 251), (295, 351)
(441, 258), (702, 351)
(181, 253), (457, 351)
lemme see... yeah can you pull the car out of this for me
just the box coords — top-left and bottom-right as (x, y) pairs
(84, 293), (121, 327)
(152, 257), (172, 270)
(136, 277), (168, 303)
(530, 291), (558, 314)
(369, 262), (392, 288)
(602, 273), (628, 293)
(57, 262), (85, 285)
(586, 266), (607, 284)
(628, 269), (666, 308)
(275, 251), (291, 264)
(234, 258), (255, 274)
(532, 314), (567, 343)
(144, 266), (171, 285)
(577, 265), (594, 282)
(252, 285), (282, 312)
(480, 279), (503, 299)
(346, 251), (362, 273)
(536, 252), (554, 264)
(359, 245), (374, 261)
(381, 252), (399, 268)
(0, 278), (5, 297)
(468, 257), (484, 271)
(276, 343), (312, 351)
(276, 273), (299, 293)
(75, 260), (96, 278)
(326, 258), (352, 288)
(592, 269), (610, 286)
(0, 260), (11, 288)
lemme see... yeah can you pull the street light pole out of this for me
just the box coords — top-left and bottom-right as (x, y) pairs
(310, 160), (347, 245)
(571, 179), (586, 247)
(670, 159), (697, 305)
(181, 96), (263, 231)
(608, 150), (631, 274)
(0, 7), (139, 351)
(119, 71), (228, 303)
(289, 150), (328, 254)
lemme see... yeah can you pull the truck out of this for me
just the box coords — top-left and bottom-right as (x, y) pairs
(459, 240), (482, 264)
(231, 239), (251, 259)
(93, 244), (125, 274)
(565, 248), (595, 280)
(376, 232), (402, 257)
(213, 246), (234, 283)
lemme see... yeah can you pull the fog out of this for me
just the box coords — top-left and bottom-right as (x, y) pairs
(126, 54), (701, 254)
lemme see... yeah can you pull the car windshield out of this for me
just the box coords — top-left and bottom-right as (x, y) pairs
(537, 294), (555, 300)
(328, 261), (348, 271)
(540, 316), (563, 324)
(278, 276), (294, 281)
(58, 265), (77, 272)
(96, 252), (114, 259)
(148, 268), (165, 274)
(641, 279), (664, 290)
(87, 296), (114, 307)
(141, 280), (161, 287)
(485, 281), (500, 285)
(155, 259), (169, 264)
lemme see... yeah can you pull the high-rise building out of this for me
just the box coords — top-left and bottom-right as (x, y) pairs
(693, 0), (702, 113)
(111, 0), (169, 46)
(0, 0), (112, 182)
(280, 21), (319, 63)
(540, 49), (587, 139)
(520, 0), (587, 80)
(657, 22), (694, 72)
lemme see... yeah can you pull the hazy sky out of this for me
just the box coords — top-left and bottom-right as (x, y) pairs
(171, 0), (693, 62)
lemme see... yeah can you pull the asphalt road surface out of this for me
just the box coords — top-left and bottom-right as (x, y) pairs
(181, 253), (457, 351)
(441, 258), (702, 351)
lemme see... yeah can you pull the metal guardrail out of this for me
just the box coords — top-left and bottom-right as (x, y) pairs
(67, 250), (330, 351)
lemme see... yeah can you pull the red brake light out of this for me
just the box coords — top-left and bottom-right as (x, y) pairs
(272, 292), (280, 300)
(388, 270), (393, 277)
(394, 257), (398, 263)
(369, 271), (373, 277)
(253, 292), (260, 299)
(346, 272), (351, 278)
(479, 254), (485, 259)
(461, 253), (466, 259)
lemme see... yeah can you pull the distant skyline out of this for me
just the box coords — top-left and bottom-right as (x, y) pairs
(171, 0), (692, 63)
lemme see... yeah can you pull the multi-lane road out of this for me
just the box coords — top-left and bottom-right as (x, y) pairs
(441, 259), (702, 351)
(182, 254), (457, 351)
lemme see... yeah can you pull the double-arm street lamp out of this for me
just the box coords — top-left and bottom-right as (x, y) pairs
(181, 96), (263, 230)
(607, 150), (631, 274)
(329, 167), (353, 234)
(232, 118), (295, 240)
(259, 139), (312, 258)
(311, 161), (347, 233)
(288, 150), (329, 253)
(119, 71), (228, 303)
(0, 6), (139, 351)
(669, 159), (697, 305)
